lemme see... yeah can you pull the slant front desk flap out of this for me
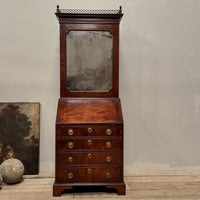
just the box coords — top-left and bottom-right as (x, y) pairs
(56, 98), (123, 124)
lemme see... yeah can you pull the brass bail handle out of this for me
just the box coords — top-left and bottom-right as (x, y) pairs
(106, 128), (112, 135)
(67, 141), (74, 149)
(87, 168), (92, 174)
(88, 127), (92, 133)
(68, 156), (73, 162)
(106, 156), (112, 163)
(88, 153), (92, 159)
(106, 141), (111, 148)
(87, 140), (92, 145)
(68, 129), (74, 136)
(106, 172), (111, 179)
(68, 172), (74, 179)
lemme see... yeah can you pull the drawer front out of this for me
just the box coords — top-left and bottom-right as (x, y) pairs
(56, 167), (122, 183)
(57, 126), (121, 138)
(57, 138), (122, 151)
(57, 151), (122, 165)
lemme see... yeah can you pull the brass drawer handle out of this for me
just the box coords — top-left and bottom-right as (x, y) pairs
(88, 153), (92, 159)
(106, 141), (111, 148)
(87, 140), (92, 145)
(68, 156), (73, 162)
(67, 142), (74, 149)
(68, 172), (74, 179)
(68, 129), (74, 136)
(106, 172), (111, 179)
(106, 128), (112, 135)
(87, 168), (92, 174)
(106, 156), (112, 163)
(88, 127), (92, 133)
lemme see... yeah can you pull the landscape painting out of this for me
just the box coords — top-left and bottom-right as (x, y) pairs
(0, 103), (40, 174)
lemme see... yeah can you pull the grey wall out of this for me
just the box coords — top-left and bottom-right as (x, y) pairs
(0, 0), (200, 174)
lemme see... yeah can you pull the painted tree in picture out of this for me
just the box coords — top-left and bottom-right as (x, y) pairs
(0, 103), (39, 174)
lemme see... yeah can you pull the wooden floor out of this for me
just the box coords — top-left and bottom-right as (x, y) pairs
(1, 173), (200, 200)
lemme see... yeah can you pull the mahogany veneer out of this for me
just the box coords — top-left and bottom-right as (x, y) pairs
(53, 6), (125, 196)
(56, 98), (123, 124)
(54, 98), (125, 195)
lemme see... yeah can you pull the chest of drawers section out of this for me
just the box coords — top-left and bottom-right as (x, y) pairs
(53, 98), (126, 195)
(55, 125), (124, 184)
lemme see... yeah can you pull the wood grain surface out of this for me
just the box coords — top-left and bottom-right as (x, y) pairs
(56, 98), (123, 124)
(2, 173), (200, 199)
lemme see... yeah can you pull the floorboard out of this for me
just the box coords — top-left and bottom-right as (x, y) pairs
(1, 173), (200, 199)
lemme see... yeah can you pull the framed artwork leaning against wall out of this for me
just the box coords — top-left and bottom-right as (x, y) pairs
(0, 102), (40, 174)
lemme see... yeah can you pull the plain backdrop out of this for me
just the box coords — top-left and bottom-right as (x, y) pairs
(1, 0), (200, 174)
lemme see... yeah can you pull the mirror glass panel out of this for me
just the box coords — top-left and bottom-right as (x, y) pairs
(66, 31), (113, 92)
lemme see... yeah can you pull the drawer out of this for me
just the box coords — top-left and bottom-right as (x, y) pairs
(56, 167), (122, 183)
(56, 151), (122, 165)
(57, 138), (122, 151)
(57, 126), (122, 139)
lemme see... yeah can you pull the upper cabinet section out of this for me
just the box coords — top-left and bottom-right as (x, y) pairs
(55, 6), (123, 98)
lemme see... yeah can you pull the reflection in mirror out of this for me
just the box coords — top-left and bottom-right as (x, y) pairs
(66, 31), (113, 92)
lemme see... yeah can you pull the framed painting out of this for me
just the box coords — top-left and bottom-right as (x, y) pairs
(0, 103), (40, 174)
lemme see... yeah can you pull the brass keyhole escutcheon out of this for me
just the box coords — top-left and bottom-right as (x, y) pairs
(67, 142), (74, 149)
(88, 153), (92, 159)
(106, 141), (111, 148)
(87, 140), (92, 145)
(87, 168), (92, 174)
(68, 129), (74, 136)
(106, 128), (112, 136)
(106, 172), (111, 179)
(88, 127), (92, 133)
(68, 156), (73, 162)
(68, 172), (74, 179)
(106, 156), (112, 163)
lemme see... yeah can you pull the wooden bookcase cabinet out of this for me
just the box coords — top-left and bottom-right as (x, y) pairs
(53, 5), (125, 196)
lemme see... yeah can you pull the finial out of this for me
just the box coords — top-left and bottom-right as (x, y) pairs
(119, 6), (122, 14)
(57, 5), (60, 13)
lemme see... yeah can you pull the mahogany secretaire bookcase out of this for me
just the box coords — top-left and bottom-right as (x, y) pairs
(53, 5), (125, 196)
